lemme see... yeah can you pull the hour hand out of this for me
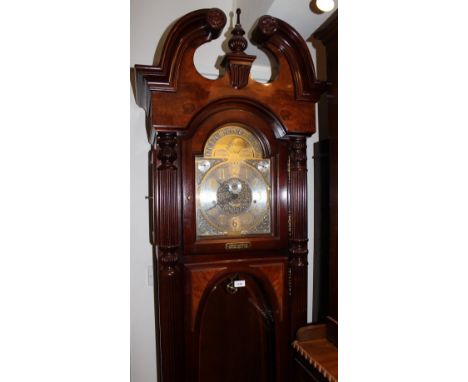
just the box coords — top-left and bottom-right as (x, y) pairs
(206, 200), (218, 211)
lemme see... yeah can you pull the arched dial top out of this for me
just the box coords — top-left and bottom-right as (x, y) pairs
(203, 125), (264, 159)
(196, 125), (271, 237)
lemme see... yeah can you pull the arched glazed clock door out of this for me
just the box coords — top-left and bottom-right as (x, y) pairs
(134, 8), (325, 382)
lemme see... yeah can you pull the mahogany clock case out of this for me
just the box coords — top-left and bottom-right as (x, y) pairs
(134, 7), (325, 382)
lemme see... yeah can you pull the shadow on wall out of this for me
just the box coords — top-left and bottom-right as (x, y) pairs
(130, 67), (137, 101)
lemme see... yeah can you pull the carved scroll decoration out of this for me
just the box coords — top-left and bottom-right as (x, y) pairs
(135, 8), (227, 113)
(252, 16), (326, 101)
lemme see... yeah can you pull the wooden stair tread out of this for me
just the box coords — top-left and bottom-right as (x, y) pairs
(292, 337), (338, 382)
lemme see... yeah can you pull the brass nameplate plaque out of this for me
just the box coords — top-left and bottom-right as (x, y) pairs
(225, 242), (251, 250)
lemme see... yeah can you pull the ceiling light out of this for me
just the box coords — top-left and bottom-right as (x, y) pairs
(316, 0), (335, 12)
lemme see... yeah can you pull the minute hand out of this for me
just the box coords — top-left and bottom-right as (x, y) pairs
(206, 201), (218, 211)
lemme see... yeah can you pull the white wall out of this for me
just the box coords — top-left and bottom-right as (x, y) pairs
(130, 1), (332, 381)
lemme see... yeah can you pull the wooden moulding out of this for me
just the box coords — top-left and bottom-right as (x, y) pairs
(134, 8), (227, 110)
(251, 15), (326, 101)
(292, 338), (338, 382)
(293, 324), (338, 382)
(134, 8), (326, 143)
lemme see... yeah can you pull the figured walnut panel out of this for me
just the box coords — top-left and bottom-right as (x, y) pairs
(186, 266), (227, 330)
(250, 262), (285, 319)
(150, 54), (315, 135)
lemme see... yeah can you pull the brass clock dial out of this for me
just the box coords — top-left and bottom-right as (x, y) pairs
(195, 125), (272, 237)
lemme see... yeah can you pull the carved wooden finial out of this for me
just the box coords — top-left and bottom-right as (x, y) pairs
(222, 8), (256, 89)
(228, 8), (248, 54)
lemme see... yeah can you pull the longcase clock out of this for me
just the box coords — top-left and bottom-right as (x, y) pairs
(134, 8), (325, 382)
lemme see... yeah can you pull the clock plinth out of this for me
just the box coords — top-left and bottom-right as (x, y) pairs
(134, 8), (325, 382)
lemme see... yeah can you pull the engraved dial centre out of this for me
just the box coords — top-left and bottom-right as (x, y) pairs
(217, 178), (252, 215)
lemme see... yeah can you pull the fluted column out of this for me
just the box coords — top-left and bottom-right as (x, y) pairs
(288, 137), (309, 338)
(154, 132), (183, 382)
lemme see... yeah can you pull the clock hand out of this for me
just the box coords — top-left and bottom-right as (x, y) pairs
(206, 201), (218, 211)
